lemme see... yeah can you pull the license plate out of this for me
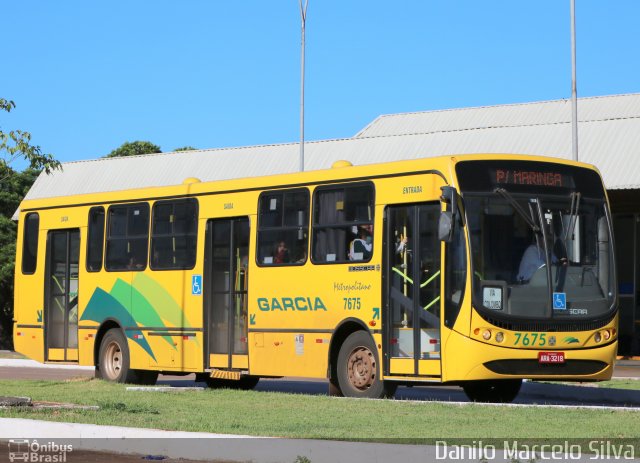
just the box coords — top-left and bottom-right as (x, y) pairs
(538, 351), (565, 364)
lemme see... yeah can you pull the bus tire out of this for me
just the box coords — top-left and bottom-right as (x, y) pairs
(462, 379), (522, 403)
(336, 331), (396, 399)
(328, 378), (343, 397)
(96, 328), (138, 384)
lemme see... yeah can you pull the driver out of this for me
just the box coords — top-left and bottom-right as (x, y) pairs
(517, 233), (564, 282)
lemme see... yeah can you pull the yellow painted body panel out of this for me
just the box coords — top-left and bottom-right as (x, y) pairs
(12, 154), (616, 386)
(78, 328), (97, 365)
(209, 354), (228, 369)
(389, 358), (414, 375)
(249, 332), (331, 378)
(232, 355), (248, 370)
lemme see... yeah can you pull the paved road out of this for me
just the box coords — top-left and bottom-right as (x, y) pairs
(2, 362), (640, 407)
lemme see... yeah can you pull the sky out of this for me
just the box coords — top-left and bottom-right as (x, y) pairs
(3, 1), (639, 169)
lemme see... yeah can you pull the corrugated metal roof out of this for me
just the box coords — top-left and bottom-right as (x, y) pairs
(17, 93), (640, 219)
(355, 93), (640, 138)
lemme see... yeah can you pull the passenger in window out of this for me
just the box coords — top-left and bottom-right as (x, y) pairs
(295, 248), (307, 264)
(349, 225), (373, 261)
(396, 234), (409, 255)
(274, 240), (290, 264)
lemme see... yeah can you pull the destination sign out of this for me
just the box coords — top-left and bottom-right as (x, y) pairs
(493, 168), (573, 188)
(456, 160), (604, 198)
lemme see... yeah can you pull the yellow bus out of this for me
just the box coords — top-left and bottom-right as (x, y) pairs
(13, 154), (618, 402)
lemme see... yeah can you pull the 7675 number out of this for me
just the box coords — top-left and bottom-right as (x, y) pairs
(514, 333), (546, 346)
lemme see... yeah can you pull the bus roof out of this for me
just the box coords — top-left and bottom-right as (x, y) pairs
(17, 93), (639, 218)
(17, 153), (599, 219)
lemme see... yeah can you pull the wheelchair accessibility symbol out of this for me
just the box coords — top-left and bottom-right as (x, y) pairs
(192, 275), (203, 296)
(553, 292), (566, 310)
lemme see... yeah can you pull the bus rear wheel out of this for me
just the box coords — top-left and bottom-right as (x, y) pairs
(336, 331), (396, 399)
(97, 329), (136, 383)
(96, 328), (157, 385)
(462, 379), (522, 403)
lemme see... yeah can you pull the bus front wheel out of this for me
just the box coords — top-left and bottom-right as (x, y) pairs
(336, 331), (396, 399)
(462, 379), (522, 403)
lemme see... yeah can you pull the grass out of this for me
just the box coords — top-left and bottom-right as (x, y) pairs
(0, 378), (639, 441)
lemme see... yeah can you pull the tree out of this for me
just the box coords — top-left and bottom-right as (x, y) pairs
(173, 146), (197, 152)
(0, 167), (40, 350)
(1, 98), (59, 350)
(106, 141), (161, 158)
(1, 99), (60, 182)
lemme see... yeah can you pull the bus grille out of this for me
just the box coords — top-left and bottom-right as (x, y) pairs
(484, 359), (608, 376)
(477, 314), (615, 332)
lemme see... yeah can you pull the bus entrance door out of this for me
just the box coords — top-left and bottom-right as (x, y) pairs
(44, 229), (80, 362)
(385, 204), (442, 378)
(204, 218), (250, 372)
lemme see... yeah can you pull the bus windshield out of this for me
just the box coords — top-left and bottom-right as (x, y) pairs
(456, 160), (616, 322)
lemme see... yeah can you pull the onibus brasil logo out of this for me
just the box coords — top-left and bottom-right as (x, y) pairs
(8, 439), (72, 462)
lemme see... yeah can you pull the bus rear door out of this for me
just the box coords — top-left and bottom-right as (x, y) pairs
(44, 229), (80, 362)
(203, 217), (250, 373)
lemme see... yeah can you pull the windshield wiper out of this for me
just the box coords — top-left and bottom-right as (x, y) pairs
(494, 188), (540, 232)
(564, 192), (581, 242)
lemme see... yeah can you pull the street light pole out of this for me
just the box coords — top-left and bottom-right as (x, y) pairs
(299, 0), (309, 172)
(570, 0), (578, 162)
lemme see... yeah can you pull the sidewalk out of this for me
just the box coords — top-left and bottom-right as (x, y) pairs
(0, 418), (429, 463)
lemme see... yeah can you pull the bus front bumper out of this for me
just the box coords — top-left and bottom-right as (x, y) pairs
(443, 330), (617, 383)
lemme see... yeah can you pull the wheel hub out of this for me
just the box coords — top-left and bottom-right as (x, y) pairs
(103, 341), (123, 381)
(347, 346), (376, 390)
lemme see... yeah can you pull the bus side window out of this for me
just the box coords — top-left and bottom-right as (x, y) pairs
(105, 203), (150, 272)
(86, 207), (105, 272)
(257, 189), (309, 266)
(312, 183), (374, 264)
(22, 212), (40, 274)
(150, 198), (198, 270)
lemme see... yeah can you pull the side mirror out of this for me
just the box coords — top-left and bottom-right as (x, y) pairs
(440, 186), (458, 216)
(439, 186), (460, 242)
(439, 211), (454, 242)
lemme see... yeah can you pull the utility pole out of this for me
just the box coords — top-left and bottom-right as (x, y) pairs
(570, 0), (578, 161)
(299, 0), (309, 172)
